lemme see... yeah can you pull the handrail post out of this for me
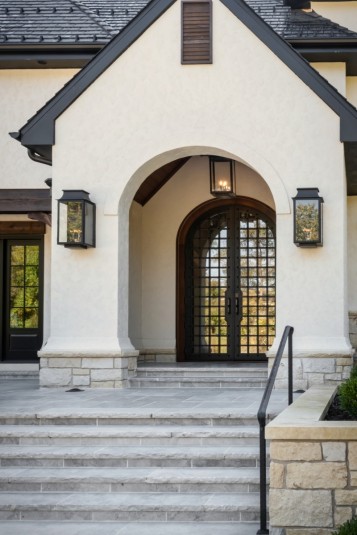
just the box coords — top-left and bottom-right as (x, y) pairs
(257, 325), (294, 535)
(257, 423), (268, 534)
(288, 329), (293, 406)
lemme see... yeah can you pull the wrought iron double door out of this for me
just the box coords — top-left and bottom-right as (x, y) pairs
(184, 203), (275, 361)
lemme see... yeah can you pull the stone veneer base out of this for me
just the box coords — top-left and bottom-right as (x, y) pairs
(266, 385), (357, 534)
(268, 352), (353, 390)
(39, 352), (138, 388)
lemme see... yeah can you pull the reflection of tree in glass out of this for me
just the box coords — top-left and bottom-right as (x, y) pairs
(296, 202), (319, 242)
(9, 245), (39, 329)
(67, 202), (83, 243)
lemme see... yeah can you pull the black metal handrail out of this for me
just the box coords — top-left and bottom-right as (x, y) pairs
(257, 325), (294, 535)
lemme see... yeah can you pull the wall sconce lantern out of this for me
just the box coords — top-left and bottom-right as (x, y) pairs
(293, 188), (324, 247)
(209, 156), (236, 198)
(57, 190), (96, 248)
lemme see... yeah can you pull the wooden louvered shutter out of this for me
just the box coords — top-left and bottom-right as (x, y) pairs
(181, 1), (212, 64)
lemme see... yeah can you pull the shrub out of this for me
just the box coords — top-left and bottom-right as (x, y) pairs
(339, 378), (357, 418)
(350, 366), (357, 380)
(332, 517), (357, 534)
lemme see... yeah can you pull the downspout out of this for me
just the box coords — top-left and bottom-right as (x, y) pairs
(27, 149), (52, 166)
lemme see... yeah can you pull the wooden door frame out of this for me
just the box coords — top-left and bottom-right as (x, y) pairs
(176, 196), (275, 362)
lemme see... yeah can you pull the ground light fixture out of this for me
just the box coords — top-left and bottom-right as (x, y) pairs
(292, 187), (324, 247)
(209, 156), (236, 198)
(57, 190), (96, 248)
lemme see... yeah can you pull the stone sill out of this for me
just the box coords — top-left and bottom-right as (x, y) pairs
(266, 385), (357, 440)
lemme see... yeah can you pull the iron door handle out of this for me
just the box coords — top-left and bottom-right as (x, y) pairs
(225, 292), (231, 322)
(235, 291), (243, 321)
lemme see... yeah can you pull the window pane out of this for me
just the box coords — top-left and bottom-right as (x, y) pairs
(11, 246), (24, 265)
(26, 246), (39, 265)
(24, 308), (38, 328)
(25, 266), (39, 287)
(11, 287), (24, 308)
(25, 287), (39, 308)
(10, 308), (24, 328)
(11, 266), (24, 286)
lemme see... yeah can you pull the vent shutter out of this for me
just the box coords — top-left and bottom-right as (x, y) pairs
(182, 1), (212, 64)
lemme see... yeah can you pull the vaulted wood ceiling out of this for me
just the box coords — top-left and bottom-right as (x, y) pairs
(134, 157), (191, 205)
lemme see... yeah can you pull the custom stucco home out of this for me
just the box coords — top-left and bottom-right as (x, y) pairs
(1, 0), (357, 388)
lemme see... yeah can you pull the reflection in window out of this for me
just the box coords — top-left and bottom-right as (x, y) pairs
(9, 245), (40, 329)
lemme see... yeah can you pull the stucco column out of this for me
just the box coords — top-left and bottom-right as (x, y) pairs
(38, 190), (138, 388)
(268, 191), (353, 389)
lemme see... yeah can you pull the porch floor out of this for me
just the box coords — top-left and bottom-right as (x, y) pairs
(0, 375), (286, 417)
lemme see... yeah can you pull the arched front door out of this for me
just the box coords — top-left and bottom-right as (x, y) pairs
(177, 198), (276, 361)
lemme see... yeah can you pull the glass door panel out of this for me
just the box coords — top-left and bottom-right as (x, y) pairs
(184, 202), (275, 361)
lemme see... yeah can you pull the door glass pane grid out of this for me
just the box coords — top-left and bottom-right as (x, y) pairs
(189, 212), (229, 356)
(238, 211), (275, 356)
(10, 245), (40, 329)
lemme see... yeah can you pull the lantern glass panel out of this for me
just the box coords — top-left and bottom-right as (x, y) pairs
(295, 198), (320, 243)
(84, 202), (95, 247)
(67, 201), (83, 244)
(212, 160), (232, 194)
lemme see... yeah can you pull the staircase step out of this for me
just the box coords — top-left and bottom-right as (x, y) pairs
(0, 492), (261, 522)
(0, 466), (262, 493)
(129, 377), (266, 388)
(0, 425), (260, 446)
(0, 411), (260, 427)
(0, 445), (261, 468)
(136, 366), (268, 379)
(0, 521), (261, 534)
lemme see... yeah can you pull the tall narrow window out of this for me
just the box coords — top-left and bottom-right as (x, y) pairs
(182, 1), (212, 64)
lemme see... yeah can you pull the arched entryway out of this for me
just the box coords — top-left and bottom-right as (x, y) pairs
(177, 197), (276, 362)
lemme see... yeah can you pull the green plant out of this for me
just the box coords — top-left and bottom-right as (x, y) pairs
(332, 517), (357, 534)
(350, 366), (357, 380)
(339, 378), (357, 418)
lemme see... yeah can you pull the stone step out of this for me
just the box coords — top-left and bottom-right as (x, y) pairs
(0, 410), (261, 427)
(0, 492), (261, 522)
(0, 466), (263, 493)
(0, 521), (261, 534)
(129, 377), (266, 388)
(0, 425), (260, 446)
(136, 366), (268, 379)
(0, 444), (262, 468)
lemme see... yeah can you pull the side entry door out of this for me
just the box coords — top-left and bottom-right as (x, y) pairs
(0, 239), (43, 362)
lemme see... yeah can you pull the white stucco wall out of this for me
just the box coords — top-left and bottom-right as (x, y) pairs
(348, 197), (357, 312)
(347, 77), (357, 108)
(311, 2), (357, 33)
(49, 0), (349, 356)
(311, 62), (346, 96)
(0, 69), (78, 189)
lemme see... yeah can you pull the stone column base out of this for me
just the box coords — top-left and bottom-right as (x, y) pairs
(138, 349), (176, 364)
(38, 352), (138, 388)
(268, 352), (354, 390)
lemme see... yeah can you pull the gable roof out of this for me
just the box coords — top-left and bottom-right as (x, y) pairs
(11, 0), (357, 160)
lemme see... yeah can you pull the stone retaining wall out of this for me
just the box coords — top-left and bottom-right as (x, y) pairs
(267, 386), (357, 534)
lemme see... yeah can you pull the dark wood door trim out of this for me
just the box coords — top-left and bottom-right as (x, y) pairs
(176, 196), (275, 362)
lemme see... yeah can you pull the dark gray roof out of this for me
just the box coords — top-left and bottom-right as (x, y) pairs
(246, 0), (357, 40)
(0, 0), (356, 46)
(0, 0), (147, 45)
